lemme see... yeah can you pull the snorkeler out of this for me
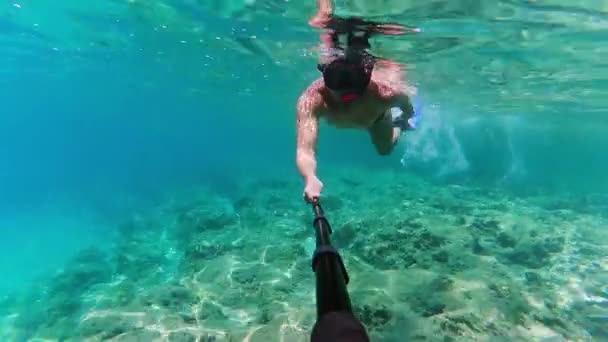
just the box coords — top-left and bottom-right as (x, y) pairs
(297, 0), (422, 202)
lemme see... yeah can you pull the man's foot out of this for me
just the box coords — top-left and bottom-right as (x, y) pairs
(390, 107), (414, 131)
(409, 97), (423, 130)
(407, 108), (421, 130)
(390, 98), (422, 131)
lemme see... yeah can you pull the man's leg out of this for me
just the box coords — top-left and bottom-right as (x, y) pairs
(369, 111), (401, 155)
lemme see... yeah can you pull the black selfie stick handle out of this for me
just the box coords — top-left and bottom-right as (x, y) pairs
(310, 197), (370, 342)
(310, 197), (352, 316)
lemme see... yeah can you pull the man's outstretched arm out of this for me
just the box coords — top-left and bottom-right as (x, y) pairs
(296, 92), (320, 183)
(309, 0), (333, 27)
(317, 0), (333, 15)
(309, 0), (337, 66)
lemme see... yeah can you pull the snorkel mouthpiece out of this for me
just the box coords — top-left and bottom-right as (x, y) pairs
(341, 94), (359, 103)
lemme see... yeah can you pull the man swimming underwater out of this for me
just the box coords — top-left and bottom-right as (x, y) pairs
(296, 0), (422, 202)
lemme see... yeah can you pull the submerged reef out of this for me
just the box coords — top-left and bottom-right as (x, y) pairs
(0, 168), (606, 341)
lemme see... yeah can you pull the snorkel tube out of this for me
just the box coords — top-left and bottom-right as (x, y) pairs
(309, 198), (369, 342)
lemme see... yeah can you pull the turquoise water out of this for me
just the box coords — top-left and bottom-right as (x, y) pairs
(1, 0), (607, 340)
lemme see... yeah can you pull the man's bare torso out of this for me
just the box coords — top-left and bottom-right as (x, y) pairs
(304, 69), (407, 129)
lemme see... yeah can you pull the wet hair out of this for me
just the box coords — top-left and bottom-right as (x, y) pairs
(321, 52), (374, 94)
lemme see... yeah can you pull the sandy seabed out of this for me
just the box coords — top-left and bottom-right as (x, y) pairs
(1, 168), (606, 341)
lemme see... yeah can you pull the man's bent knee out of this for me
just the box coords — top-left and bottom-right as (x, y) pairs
(375, 144), (394, 156)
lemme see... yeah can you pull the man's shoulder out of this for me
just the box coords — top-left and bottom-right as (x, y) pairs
(302, 78), (325, 97)
(297, 79), (326, 113)
(373, 80), (403, 100)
